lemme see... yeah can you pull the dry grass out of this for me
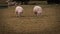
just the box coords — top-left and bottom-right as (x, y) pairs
(0, 5), (60, 34)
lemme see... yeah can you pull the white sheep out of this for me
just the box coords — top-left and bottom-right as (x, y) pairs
(33, 6), (42, 16)
(15, 5), (24, 17)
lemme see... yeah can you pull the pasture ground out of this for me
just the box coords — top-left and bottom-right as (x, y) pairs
(0, 5), (60, 34)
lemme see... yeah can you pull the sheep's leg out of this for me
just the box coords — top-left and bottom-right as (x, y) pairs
(19, 12), (23, 17)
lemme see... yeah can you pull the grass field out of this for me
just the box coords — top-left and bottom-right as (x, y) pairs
(0, 5), (60, 34)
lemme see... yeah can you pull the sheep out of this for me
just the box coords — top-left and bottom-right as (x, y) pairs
(33, 6), (42, 16)
(15, 5), (24, 17)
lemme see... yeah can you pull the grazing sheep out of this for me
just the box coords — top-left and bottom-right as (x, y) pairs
(33, 6), (42, 16)
(15, 5), (24, 17)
